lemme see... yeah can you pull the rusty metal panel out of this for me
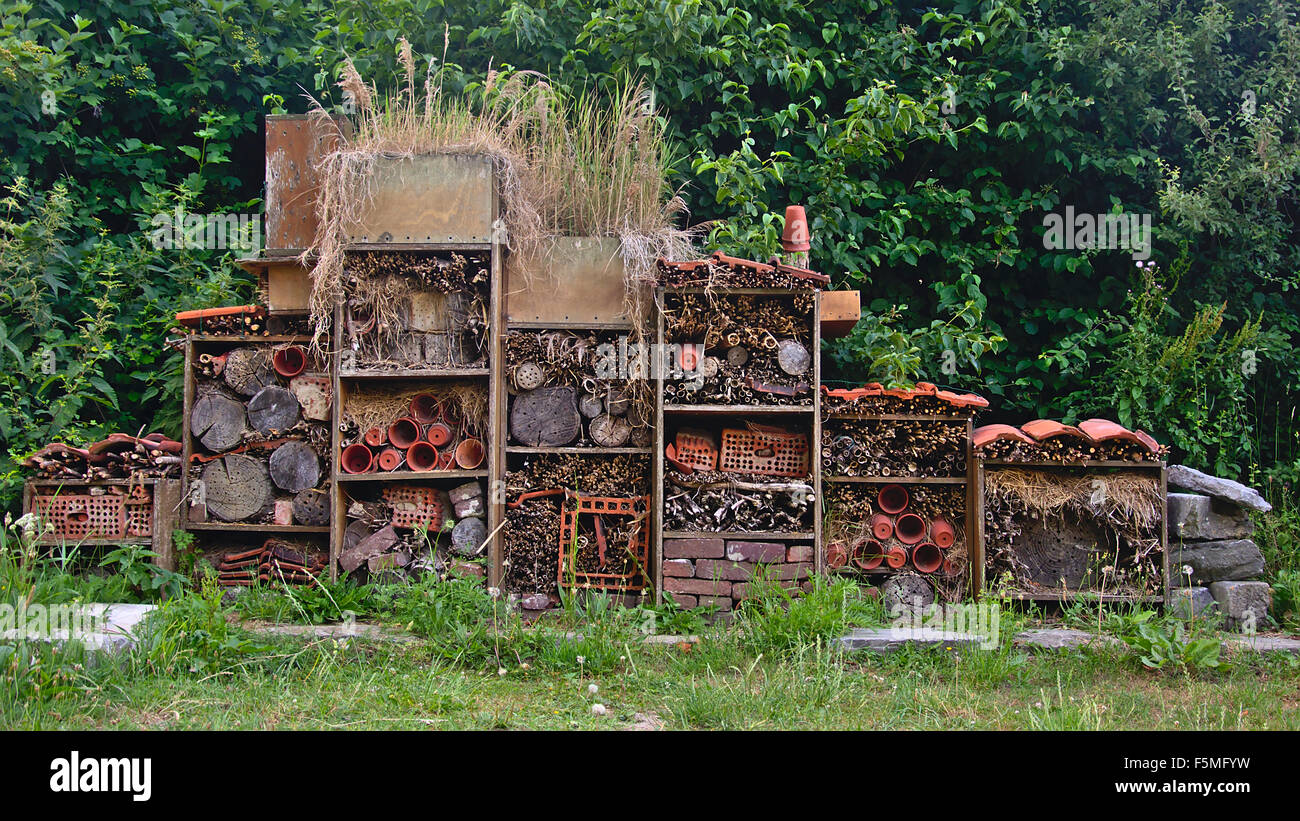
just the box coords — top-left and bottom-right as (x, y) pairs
(344, 154), (494, 244)
(265, 115), (345, 251)
(819, 289), (860, 338)
(266, 259), (312, 313)
(506, 236), (627, 324)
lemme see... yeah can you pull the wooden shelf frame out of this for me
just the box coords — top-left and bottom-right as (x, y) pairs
(330, 208), (505, 584)
(974, 457), (1170, 605)
(653, 286), (823, 604)
(819, 411), (980, 599)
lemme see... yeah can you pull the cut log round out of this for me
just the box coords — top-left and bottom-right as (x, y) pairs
(578, 393), (604, 419)
(201, 454), (272, 522)
(726, 346), (749, 367)
(223, 347), (274, 397)
(776, 339), (811, 375)
(191, 393), (247, 452)
(247, 386), (300, 434)
(292, 487), (331, 526)
(604, 387), (630, 416)
(514, 361), (545, 390)
(451, 517), (487, 556)
(589, 414), (631, 447)
(510, 386), (580, 447)
(698, 357), (720, 378)
(268, 440), (321, 492)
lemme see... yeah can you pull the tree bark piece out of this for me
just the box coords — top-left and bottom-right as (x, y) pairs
(201, 454), (273, 522)
(510, 386), (580, 446)
(248, 386), (300, 434)
(268, 440), (321, 492)
(191, 393), (247, 452)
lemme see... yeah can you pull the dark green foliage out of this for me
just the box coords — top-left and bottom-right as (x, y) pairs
(2, 0), (1297, 514)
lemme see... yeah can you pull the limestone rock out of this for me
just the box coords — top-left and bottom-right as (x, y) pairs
(1167, 493), (1253, 541)
(1170, 539), (1265, 585)
(1167, 465), (1271, 513)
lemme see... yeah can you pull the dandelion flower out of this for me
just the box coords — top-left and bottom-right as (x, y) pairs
(587, 683), (599, 695)
(591, 703), (607, 716)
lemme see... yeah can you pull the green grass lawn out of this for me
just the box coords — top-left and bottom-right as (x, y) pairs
(5, 610), (1298, 731)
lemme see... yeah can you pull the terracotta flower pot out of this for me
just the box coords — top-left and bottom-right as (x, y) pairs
(912, 543), (943, 574)
(409, 393), (439, 424)
(377, 447), (402, 471)
(405, 441), (439, 472)
(781, 205), (811, 252)
(426, 421), (453, 447)
(340, 443), (374, 474)
(931, 516), (956, 549)
(826, 542), (849, 569)
(869, 513), (894, 540)
(363, 427), (387, 447)
(272, 345), (307, 378)
(895, 513), (927, 545)
(852, 538), (886, 571)
(455, 438), (484, 469)
(877, 484), (909, 514)
(885, 545), (908, 569)
(388, 417), (421, 449)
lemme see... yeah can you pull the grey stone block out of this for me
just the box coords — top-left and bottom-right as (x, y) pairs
(1012, 628), (1122, 650)
(1167, 586), (1219, 622)
(1208, 581), (1272, 630)
(1167, 465), (1272, 513)
(1170, 539), (1265, 585)
(1167, 493), (1254, 541)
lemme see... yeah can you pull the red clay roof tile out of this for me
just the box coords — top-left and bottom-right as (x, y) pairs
(1020, 419), (1089, 442)
(973, 424), (1035, 448)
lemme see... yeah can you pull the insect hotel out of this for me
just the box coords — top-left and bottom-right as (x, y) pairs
(25, 100), (1170, 616)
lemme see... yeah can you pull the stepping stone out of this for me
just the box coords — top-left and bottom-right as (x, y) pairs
(0, 603), (155, 653)
(838, 627), (984, 653)
(1013, 628), (1122, 650)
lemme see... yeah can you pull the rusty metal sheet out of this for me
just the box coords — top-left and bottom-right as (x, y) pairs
(506, 236), (628, 324)
(265, 115), (346, 251)
(819, 290), (860, 338)
(266, 259), (312, 312)
(344, 154), (494, 244)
